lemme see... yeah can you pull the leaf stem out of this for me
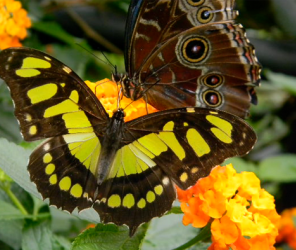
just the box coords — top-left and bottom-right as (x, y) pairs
(172, 224), (211, 250)
(5, 187), (28, 216)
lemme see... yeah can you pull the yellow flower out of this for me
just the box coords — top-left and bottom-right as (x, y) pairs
(177, 164), (280, 249)
(0, 0), (31, 50)
(85, 79), (158, 121)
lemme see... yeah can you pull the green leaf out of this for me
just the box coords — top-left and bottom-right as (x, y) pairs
(0, 200), (27, 220)
(22, 220), (53, 250)
(142, 214), (201, 250)
(33, 22), (79, 46)
(52, 235), (72, 250)
(258, 154), (296, 182)
(224, 158), (258, 174)
(72, 223), (147, 250)
(0, 220), (23, 250)
(266, 70), (296, 96)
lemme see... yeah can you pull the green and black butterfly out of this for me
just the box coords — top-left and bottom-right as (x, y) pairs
(0, 47), (256, 235)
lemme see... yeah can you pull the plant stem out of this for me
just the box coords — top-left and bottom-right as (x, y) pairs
(5, 187), (28, 215)
(172, 224), (211, 250)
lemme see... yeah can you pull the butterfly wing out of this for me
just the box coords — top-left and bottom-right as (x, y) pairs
(124, 0), (261, 118)
(94, 107), (256, 234)
(0, 47), (109, 212)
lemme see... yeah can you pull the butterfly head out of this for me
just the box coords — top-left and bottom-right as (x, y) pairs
(112, 108), (126, 121)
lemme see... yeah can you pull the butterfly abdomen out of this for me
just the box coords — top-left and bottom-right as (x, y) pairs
(96, 109), (125, 185)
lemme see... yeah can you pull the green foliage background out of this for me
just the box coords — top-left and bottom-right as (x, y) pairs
(0, 0), (296, 249)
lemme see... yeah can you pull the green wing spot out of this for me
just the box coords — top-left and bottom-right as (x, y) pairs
(138, 133), (167, 157)
(45, 164), (55, 175)
(154, 185), (163, 195)
(137, 198), (146, 209)
(163, 121), (174, 131)
(62, 111), (93, 133)
(69, 90), (79, 103)
(158, 132), (185, 160)
(211, 128), (232, 144)
(22, 57), (51, 69)
(206, 115), (233, 137)
(27, 83), (58, 104)
(49, 174), (57, 185)
(108, 194), (121, 208)
(59, 176), (71, 191)
(43, 153), (52, 163)
(146, 191), (156, 203)
(187, 129), (210, 157)
(70, 184), (83, 198)
(123, 194), (135, 208)
(44, 100), (79, 117)
(16, 69), (41, 77)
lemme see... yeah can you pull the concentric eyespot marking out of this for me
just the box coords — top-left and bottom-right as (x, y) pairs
(186, 0), (205, 6)
(197, 7), (213, 24)
(203, 90), (222, 107)
(202, 74), (224, 88)
(181, 36), (209, 63)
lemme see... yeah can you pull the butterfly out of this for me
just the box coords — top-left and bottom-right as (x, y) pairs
(0, 47), (256, 235)
(114, 0), (261, 119)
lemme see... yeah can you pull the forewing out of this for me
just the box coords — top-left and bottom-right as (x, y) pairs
(0, 47), (109, 141)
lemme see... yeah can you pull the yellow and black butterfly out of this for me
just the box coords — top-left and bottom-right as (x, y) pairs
(0, 47), (256, 235)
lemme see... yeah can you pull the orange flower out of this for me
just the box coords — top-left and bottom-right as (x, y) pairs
(85, 79), (158, 121)
(276, 207), (296, 249)
(177, 164), (280, 249)
(0, 0), (31, 49)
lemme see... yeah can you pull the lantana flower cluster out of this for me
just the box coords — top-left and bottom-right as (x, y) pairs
(0, 0), (31, 49)
(85, 79), (157, 121)
(276, 207), (296, 249)
(177, 164), (280, 249)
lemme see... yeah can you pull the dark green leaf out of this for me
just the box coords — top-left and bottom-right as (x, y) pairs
(72, 223), (147, 250)
(22, 220), (53, 250)
(0, 220), (23, 250)
(258, 154), (296, 182)
(142, 214), (201, 250)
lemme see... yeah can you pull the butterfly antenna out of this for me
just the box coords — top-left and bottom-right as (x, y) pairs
(75, 43), (115, 70)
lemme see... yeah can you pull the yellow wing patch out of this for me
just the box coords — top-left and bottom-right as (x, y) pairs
(27, 83), (58, 104)
(187, 128), (210, 157)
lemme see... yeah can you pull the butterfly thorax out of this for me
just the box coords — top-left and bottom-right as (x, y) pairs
(96, 109), (125, 185)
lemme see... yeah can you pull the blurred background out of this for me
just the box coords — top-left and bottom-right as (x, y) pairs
(0, 0), (296, 249)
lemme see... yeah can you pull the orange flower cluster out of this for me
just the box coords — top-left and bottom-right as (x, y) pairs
(0, 0), (31, 49)
(85, 79), (157, 121)
(177, 164), (280, 249)
(276, 207), (296, 249)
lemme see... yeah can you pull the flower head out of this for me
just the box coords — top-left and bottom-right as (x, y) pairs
(177, 164), (280, 249)
(85, 79), (157, 121)
(0, 0), (31, 49)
